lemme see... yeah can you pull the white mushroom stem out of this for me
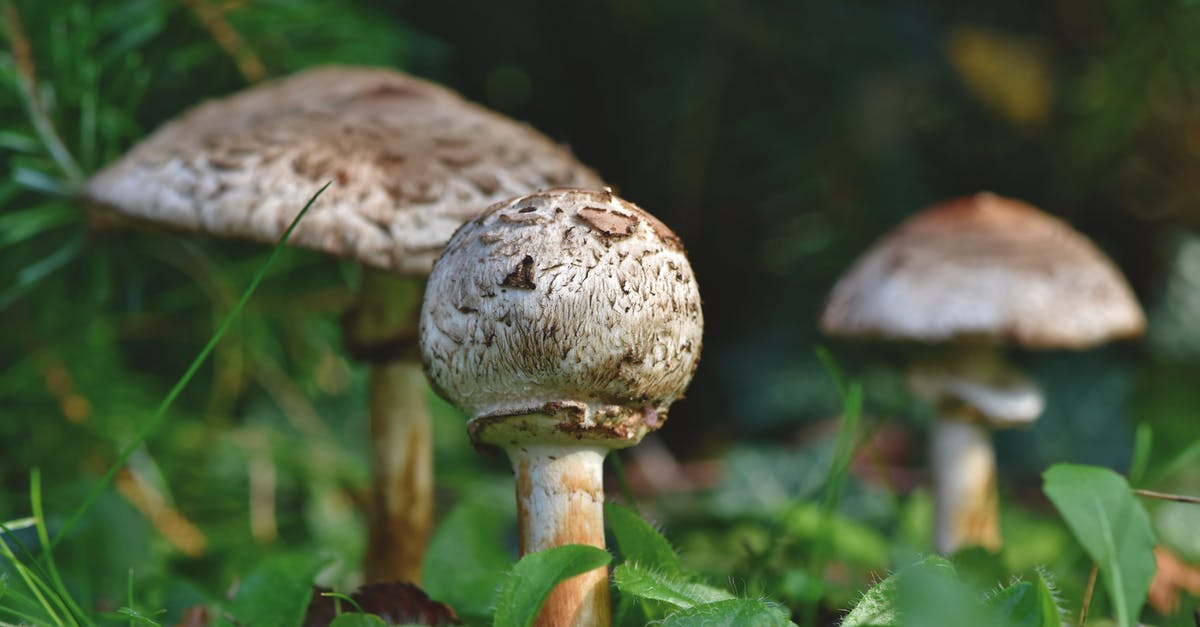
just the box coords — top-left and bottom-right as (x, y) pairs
(931, 417), (1000, 553)
(507, 444), (610, 627)
(916, 346), (1044, 554)
(366, 361), (433, 583)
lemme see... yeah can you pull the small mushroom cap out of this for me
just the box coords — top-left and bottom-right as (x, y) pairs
(86, 65), (604, 276)
(821, 193), (1146, 349)
(910, 365), (1044, 427)
(419, 188), (703, 447)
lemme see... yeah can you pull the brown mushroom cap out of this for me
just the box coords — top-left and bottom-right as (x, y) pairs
(821, 192), (1146, 349)
(86, 65), (604, 276)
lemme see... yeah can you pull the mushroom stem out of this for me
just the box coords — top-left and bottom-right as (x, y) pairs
(344, 271), (433, 583)
(507, 443), (610, 627)
(365, 361), (433, 583)
(930, 417), (999, 553)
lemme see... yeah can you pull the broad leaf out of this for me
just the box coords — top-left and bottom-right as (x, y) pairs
(611, 562), (732, 609)
(492, 544), (611, 627)
(225, 554), (327, 627)
(659, 598), (794, 626)
(1043, 464), (1155, 627)
(605, 503), (681, 574)
(421, 502), (513, 618)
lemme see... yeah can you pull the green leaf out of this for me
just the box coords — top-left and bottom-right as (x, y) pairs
(328, 615), (387, 627)
(421, 502), (514, 619)
(1043, 464), (1155, 627)
(841, 570), (903, 627)
(225, 554), (327, 627)
(605, 503), (681, 574)
(492, 544), (611, 627)
(611, 562), (732, 609)
(896, 559), (998, 627)
(987, 571), (1062, 627)
(658, 598), (794, 626)
(114, 607), (163, 626)
(841, 557), (955, 627)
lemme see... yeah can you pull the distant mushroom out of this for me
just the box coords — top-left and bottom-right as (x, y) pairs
(85, 66), (604, 582)
(419, 188), (703, 626)
(821, 192), (1144, 553)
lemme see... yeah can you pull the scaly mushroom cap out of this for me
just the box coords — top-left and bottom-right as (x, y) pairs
(821, 192), (1146, 349)
(86, 65), (604, 276)
(419, 188), (704, 448)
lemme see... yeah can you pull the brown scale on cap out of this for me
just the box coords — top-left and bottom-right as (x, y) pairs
(86, 65), (604, 278)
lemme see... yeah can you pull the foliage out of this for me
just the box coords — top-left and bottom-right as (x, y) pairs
(1043, 464), (1156, 627)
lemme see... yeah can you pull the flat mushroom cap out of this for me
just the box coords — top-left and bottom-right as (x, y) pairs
(86, 65), (604, 276)
(419, 188), (704, 448)
(820, 192), (1146, 349)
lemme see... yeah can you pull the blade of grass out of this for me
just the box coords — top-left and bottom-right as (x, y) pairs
(802, 348), (864, 627)
(0, 572), (57, 621)
(127, 569), (133, 627)
(1127, 423), (1152, 488)
(0, 522), (81, 627)
(0, 522), (65, 627)
(30, 469), (88, 625)
(50, 183), (330, 549)
(1, 2), (85, 187)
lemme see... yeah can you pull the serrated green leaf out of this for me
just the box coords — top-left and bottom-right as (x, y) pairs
(328, 614), (387, 627)
(421, 502), (513, 619)
(841, 557), (955, 627)
(987, 572), (1062, 627)
(659, 598), (794, 626)
(492, 544), (611, 627)
(841, 570), (902, 627)
(605, 503), (681, 574)
(1043, 464), (1155, 627)
(225, 554), (327, 627)
(611, 562), (732, 609)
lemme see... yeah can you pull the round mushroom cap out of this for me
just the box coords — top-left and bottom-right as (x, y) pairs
(86, 65), (604, 276)
(820, 192), (1146, 349)
(419, 188), (704, 447)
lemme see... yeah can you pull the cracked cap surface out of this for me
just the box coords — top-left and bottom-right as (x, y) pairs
(86, 65), (604, 276)
(419, 188), (704, 447)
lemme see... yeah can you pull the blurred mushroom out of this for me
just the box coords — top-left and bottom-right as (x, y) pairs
(821, 192), (1144, 553)
(85, 65), (604, 582)
(420, 189), (703, 626)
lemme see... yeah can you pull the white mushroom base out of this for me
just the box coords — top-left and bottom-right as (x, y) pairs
(507, 444), (610, 627)
(931, 418), (1000, 553)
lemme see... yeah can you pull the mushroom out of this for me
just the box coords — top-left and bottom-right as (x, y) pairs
(820, 192), (1144, 553)
(85, 65), (604, 582)
(419, 188), (703, 626)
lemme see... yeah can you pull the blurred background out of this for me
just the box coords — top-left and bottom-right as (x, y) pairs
(3, 0), (1200, 624)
